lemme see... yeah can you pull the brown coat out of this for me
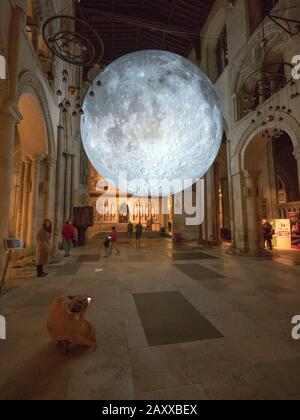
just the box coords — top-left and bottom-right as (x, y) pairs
(36, 228), (50, 266)
(47, 296), (96, 349)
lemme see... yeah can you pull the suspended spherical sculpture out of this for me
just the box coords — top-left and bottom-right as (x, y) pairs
(81, 50), (223, 197)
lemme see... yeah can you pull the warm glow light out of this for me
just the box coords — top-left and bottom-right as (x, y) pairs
(81, 50), (223, 196)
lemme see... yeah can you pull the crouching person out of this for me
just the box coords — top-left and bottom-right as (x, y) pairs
(47, 295), (97, 354)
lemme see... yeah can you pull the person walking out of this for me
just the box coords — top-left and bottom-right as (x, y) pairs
(263, 221), (274, 251)
(103, 236), (111, 258)
(135, 221), (143, 249)
(127, 221), (133, 238)
(36, 219), (52, 278)
(62, 221), (75, 258)
(110, 227), (120, 255)
(146, 219), (151, 232)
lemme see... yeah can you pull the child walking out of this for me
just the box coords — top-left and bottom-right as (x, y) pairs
(103, 236), (111, 258)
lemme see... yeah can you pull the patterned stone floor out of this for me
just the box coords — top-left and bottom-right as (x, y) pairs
(0, 238), (300, 400)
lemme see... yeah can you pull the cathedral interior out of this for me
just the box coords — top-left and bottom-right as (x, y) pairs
(1, 0), (300, 401)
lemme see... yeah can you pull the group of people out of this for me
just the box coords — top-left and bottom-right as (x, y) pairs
(35, 219), (146, 277)
(160, 221), (173, 238)
(126, 221), (143, 247)
(102, 222), (144, 258)
(35, 216), (175, 278)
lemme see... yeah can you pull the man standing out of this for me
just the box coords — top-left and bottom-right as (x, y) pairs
(62, 221), (75, 258)
(127, 221), (133, 238)
(263, 221), (274, 251)
(135, 221), (143, 249)
(110, 227), (120, 255)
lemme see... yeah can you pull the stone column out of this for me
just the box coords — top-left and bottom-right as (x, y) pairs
(244, 170), (264, 255)
(20, 159), (32, 244)
(71, 153), (77, 212)
(8, 167), (21, 236)
(64, 152), (73, 222)
(15, 161), (25, 237)
(45, 158), (56, 221)
(52, 126), (65, 254)
(26, 156), (42, 254)
(293, 147), (300, 195)
(0, 109), (20, 278)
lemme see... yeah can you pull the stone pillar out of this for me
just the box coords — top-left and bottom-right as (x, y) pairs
(206, 169), (214, 242)
(0, 109), (20, 278)
(52, 126), (65, 254)
(27, 156), (42, 254)
(8, 166), (21, 236)
(231, 172), (246, 252)
(20, 159), (31, 244)
(71, 153), (77, 212)
(64, 152), (73, 222)
(293, 147), (300, 195)
(15, 161), (25, 237)
(244, 170), (264, 255)
(220, 177), (230, 230)
(45, 158), (56, 221)
(227, 142), (236, 249)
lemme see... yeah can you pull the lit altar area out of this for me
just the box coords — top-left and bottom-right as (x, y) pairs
(89, 165), (171, 233)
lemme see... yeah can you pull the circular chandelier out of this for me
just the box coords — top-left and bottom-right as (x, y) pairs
(42, 15), (104, 67)
(242, 62), (293, 102)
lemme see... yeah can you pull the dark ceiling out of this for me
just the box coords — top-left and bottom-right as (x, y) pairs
(77, 0), (215, 65)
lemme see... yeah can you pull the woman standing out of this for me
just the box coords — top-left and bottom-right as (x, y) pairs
(36, 219), (52, 278)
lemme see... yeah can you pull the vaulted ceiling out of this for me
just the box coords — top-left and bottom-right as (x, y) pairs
(76, 0), (215, 65)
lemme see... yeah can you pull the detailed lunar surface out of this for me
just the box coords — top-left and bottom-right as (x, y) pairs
(81, 50), (223, 197)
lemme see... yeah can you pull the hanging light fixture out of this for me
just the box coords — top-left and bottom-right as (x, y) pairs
(68, 85), (77, 95)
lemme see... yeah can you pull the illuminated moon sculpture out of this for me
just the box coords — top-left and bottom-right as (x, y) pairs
(81, 50), (223, 197)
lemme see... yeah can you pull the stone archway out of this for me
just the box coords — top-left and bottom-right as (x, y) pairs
(10, 71), (57, 254)
(237, 116), (300, 254)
